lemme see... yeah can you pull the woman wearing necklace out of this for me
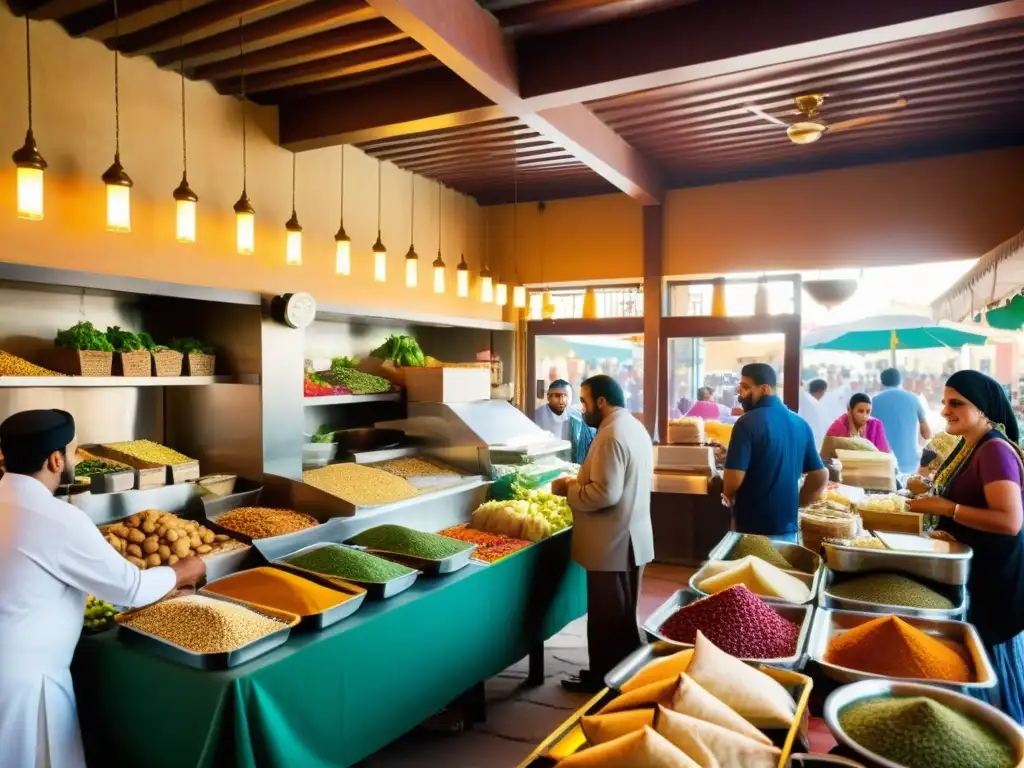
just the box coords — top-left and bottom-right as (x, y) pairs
(909, 370), (1024, 723)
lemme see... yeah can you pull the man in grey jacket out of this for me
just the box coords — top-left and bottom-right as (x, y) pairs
(551, 374), (653, 693)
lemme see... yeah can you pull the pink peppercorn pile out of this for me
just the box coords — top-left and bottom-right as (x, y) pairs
(658, 585), (800, 659)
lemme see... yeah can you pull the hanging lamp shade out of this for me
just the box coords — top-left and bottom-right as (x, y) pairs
(103, 154), (132, 232)
(285, 211), (302, 266)
(804, 278), (858, 309)
(512, 284), (526, 308)
(373, 234), (387, 282)
(582, 286), (598, 319)
(405, 245), (419, 288)
(335, 225), (351, 276)
(13, 131), (46, 221)
(542, 290), (556, 320)
(433, 252), (446, 294)
(496, 279), (508, 307)
(480, 268), (494, 303)
(234, 192), (255, 255)
(711, 278), (727, 317)
(457, 255), (469, 298)
(172, 174), (197, 244)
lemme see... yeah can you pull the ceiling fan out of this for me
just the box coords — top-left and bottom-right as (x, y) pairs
(745, 93), (909, 145)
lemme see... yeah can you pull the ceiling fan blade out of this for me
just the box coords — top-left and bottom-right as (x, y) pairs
(744, 104), (788, 127)
(827, 98), (908, 134)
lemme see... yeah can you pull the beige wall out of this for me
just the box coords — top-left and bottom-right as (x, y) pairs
(487, 147), (1024, 284)
(0, 10), (496, 321)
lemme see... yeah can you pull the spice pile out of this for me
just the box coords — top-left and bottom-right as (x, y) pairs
(103, 510), (245, 569)
(373, 457), (461, 478)
(658, 585), (801, 659)
(286, 544), (414, 583)
(437, 524), (532, 563)
(839, 695), (1014, 768)
(327, 368), (392, 394)
(696, 556), (811, 603)
(827, 572), (955, 610)
(104, 439), (194, 466)
(825, 615), (972, 682)
(215, 507), (319, 539)
(0, 349), (61, 377)
(348, 524), (471, 560)
(204, 567), (353, 617)
(120, 595), (287, 653)
(303, 463), (421, 507)
(727, 535), (794, 570)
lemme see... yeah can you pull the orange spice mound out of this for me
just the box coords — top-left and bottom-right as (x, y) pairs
(825, 615), (971, 682)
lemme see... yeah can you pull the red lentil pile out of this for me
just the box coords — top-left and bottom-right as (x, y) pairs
(658, 585), (801, 659)
(437, 524), (532, 564)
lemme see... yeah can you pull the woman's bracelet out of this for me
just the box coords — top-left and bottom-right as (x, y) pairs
(952, 503), (961, 520)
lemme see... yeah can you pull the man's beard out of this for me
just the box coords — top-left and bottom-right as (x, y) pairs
(55, 464), (75, 495)
(548, 403), (567, 416)
(739, 394), (754, 413)
(584, 409), (602, 428)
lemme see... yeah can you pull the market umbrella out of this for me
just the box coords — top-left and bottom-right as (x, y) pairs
(803, 314), (989, 365)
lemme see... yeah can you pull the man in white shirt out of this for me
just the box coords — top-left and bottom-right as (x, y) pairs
(798, 378), (828, 452)
(535, 379), (574, 442)
(0, 410), (205, 768)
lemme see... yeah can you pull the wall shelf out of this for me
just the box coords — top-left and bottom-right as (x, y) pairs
(0, 374), (258, 388)
(303, 392), (402, 406)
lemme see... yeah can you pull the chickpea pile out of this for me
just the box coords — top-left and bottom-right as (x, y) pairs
(103, 509), (244, 569)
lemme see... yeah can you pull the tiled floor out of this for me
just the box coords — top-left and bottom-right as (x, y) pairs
(358, 563), (835, 767)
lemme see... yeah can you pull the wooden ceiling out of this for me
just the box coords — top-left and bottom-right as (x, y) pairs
(9, 0), (1024, 204)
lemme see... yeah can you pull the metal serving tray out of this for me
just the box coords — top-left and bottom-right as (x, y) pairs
(518, 645), (813, 768)
(115, 592), (299, 669)
(202, 567), (366, 631)
(821, 536), (972, 586)
(807, 607), (995, 690)
(707, 532), (822, 575)
(823, 680), (1024, 768)
(641, 588), (813, 669)
(819, 567), (967, 620)
(350, 543), (478, 576)
(274, 542), (420, 599)
(690, 560), (820, 606)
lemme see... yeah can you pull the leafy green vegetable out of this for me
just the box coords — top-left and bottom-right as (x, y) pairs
(170, 337), (214, 355)
(55, 321), (114, 352)
(308, 371), (333, 388)
(330, 368), (392, 394)
(311, 425), (335, 444)
(330, 356), (358, 373)
(369, 335), (425, 367)
(136, 331), (170, 352)
(75, 458), (127, 477)
(105, 326), (148, 353)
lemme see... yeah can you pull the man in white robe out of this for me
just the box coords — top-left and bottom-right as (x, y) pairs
(0, 409), (205, 768)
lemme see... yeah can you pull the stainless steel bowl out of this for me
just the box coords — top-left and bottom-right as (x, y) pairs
(823, 679), (1024, 768)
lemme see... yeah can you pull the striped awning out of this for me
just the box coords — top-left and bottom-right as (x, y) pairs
(932, 227), (1024, 322)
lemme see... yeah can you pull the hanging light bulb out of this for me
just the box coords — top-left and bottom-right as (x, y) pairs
(284, 153), (302, 266)
(496, 278), (508, 307)
(480, 268), (494, 303)
(334, 146), (350, 275)
(13, 17), (46, 221)
(373, 159), (387, 282)
(405, 173), (418, 288)
(234, 19), (254, 255)
(104, 0), (132, 232)
(513, 285), (527, 308)
(172, 11), (197, 243)
(456, 193), (469, 297)
(542, 289), (556, 319)
(433, 182), (445, 293)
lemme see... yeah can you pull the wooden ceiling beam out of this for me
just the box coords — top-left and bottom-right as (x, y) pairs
(364, 0), (665, 204)
(515, 0), (1024, 109)
(61, 0), (165, 37)
(14, 0), (99, 20)
(113, 0), (289, 55)
(357, 121), (526, 151)
(149, 0), (375, 68)
(493, 0), (692, 35)
(279, 67), (503, 149)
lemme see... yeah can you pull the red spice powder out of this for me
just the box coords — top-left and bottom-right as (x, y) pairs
(437, 525), (532, 563)
(658, 585), (800, 659)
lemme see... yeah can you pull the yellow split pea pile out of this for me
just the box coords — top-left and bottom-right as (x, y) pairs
(103, 509), (246, 569)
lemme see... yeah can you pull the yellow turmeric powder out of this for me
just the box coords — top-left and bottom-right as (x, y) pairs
(204, 567), (352, 616)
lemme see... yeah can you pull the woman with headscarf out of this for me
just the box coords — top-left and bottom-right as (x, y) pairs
(909, 370), (1024, 723)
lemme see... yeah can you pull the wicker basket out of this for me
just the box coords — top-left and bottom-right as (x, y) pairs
(115, 350), (152, 377)
(153, 349), (184, 377)
(51, 348), (113, 377)
(185, 352), (215, 376)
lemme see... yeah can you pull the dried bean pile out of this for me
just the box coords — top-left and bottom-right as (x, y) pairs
(728, 535), (794, 570)
(827, 572), (954, 610)
(658, 585), (800, 659)
(302, 463), (421, 507)
(348, 524), (471, 559)
(215, 507), (319, 539)
(120, 595), (285, 653)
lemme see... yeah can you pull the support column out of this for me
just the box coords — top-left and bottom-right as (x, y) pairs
(642, 205), (663, 440)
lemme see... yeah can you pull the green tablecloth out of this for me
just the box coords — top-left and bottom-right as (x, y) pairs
(72, 533), (586, 768)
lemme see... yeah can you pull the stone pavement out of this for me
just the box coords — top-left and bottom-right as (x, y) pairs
(358, 563), (694, 768)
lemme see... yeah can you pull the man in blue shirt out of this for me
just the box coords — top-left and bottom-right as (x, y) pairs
(723, 363), (828, 541)
(871, 368), (932, 474)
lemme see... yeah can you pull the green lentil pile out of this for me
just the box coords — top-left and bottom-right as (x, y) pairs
(348, 525), (472, 560)
(328, 368), (392, 394)
(828, 572), (954, 610)
(286, 544), (414, 583)
(840, 695), (1015, 768)
(728, 534), (794, 570)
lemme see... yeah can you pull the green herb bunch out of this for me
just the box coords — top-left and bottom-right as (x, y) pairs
(170, 337), (214, 355)
(368, 335), (425, 367)
(55, 321), (114, 352)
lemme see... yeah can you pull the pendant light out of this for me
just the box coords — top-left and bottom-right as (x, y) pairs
(511, 150), (526, 308)
(480, 213), (494, 303)
(582, 286), (598, 319)
(372, 159), (387, 281)
(13, 17), (46, 221)
(496, 277), (508, 307)
(542, 290), (555, 319)
(334, 146), (350, 275)
(284, 153), (302, 266)
(433, 181), (445, 294)
(405, 172), (418, 288)
(456, 192), (469, 298)
(233, 19), (254, 255)
(172, 10), (197, 243)
(103, 0), (132, 232)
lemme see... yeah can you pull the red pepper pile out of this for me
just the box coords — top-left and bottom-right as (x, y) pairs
(658, 585), (800, 659)
(437, 524), (532, 563)
(303, 373), (352, 397)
